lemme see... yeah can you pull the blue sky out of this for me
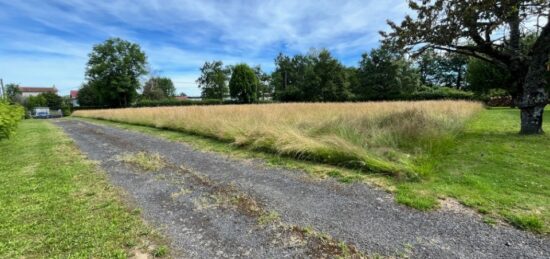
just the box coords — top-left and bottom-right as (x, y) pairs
(0, 0), (408, 96)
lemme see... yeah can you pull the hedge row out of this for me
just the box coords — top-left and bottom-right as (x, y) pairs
(132, 99), (275, 107)
(0, 101), (25, 140)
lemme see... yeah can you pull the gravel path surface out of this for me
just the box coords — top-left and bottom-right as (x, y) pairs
(55, 119), (549, 258)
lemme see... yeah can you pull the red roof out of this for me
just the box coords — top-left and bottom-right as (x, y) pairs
(70, 90), (78, 99)
(18, 86), (57, 93)
(175, 96), (188, 101)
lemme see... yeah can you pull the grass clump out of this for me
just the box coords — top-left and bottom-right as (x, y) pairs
(0, 120), (165, 257)
(73, 101), (482, 178)
(152, 245), (169, 257)
(118, 151), (166, 171)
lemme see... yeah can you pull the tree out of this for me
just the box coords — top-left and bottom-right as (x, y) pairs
(229, 64), (258, 103)
(5, 84), (21, 103)
(466, 58), (510, 95)
(196, 61), (230, 100)
(382, 0), (550, 134)
(356, 46), (420, 100)
(40, 92), (62, 110)
(271, 49), (352, 102)
(253, 65), (273, 100)
(415, 50), (469, 89)
(271, 53), (316, 101)
(312, 49), (353, 101)
(85, 38), (147, 107)
(142, 77), (176, 100)
(77, 83), (101, 107)
(25, 95), (47, 109)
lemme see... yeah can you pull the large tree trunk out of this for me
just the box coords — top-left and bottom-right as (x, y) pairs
(520, 104), (545, 134)
(518, 61), (548, 134)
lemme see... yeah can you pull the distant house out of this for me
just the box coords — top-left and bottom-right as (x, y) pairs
(70, 90), (79, 107)
(174, 95), (188, 101)
(18, 86), (57, 98)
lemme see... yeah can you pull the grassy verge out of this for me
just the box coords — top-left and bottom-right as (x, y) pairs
(0, 120), (167, 258)
(396, 108), (550, 234)
(72, 108), (550, 234)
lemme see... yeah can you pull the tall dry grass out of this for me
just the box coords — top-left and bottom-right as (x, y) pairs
(73, 101), (483, 178)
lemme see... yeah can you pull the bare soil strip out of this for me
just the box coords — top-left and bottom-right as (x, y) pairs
(55, 119), (550, 258)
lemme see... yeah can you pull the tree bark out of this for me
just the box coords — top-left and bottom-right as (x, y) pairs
(518, 15), (550, 135)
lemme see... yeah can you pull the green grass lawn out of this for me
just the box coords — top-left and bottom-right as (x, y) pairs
(396, 108), (550, 233)
(74, 108), (550, 234)
(0, 120), (166, 258)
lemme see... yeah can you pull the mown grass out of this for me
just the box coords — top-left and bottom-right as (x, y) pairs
(73, 101), (482, 179)
(74, 106), (550, 234)
(0, 120), (166, 257)
(396, 108), (550, 233)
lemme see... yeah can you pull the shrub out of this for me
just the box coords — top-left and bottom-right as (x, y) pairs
(0, 101), (25, 139)
(406, 87), (476, 100)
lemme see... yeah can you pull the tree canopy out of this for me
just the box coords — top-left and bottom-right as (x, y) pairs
(197, 61), (230, 100)
(5, 84), (21, 103)
(382, 0), (550, 134)
(85, 38), (147, 107)
(142, 77), (176, 100)
(271, 49), (353, 102)
(356, 46), (420, 100)
(229, 64), (258, 103)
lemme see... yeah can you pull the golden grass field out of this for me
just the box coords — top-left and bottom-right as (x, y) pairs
(73, 101), (483, 177)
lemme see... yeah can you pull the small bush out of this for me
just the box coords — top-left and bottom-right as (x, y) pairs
(0, 101), (25, 139)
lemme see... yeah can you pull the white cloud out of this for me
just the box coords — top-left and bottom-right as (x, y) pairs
(0, 0), (410, 96)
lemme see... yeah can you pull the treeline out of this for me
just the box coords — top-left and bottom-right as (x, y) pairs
(75, 37), (544, 108)
(196, 46), (516, 104)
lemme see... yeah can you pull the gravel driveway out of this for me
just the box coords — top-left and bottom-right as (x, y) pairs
(55, 119), (549, 258)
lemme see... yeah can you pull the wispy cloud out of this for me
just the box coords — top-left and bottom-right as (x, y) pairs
(0, 0), (408, 96)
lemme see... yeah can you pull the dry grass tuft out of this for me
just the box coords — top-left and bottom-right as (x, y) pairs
(118, 151), (166, 172)
(75, 101), (483, 177)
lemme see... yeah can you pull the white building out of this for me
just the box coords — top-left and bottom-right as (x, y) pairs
(18, 86), (57, 98)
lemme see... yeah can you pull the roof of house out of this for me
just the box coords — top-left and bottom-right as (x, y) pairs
(70, 90), (78, 98)
(175, 95), (188, 100)
(18, 86), (57, 93)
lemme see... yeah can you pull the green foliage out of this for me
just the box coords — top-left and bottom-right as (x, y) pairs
(229, 63), (259, 103)
(5, 84), (21, 103)
(40, 92), (62, 110)
(77, 82), (101, 107)
(271, 49), (353, 102)
(416, 50), (468, 89)
(407, 86), (475, 100)
(25, 95), (47, 109)
(355, 46), (420, 100)
(466, 58), (510, 95)
(85, 37), (148, 107)
(253, 65), (273, 100)
(24, 92), (63, 111)
(0, 101), (24, 139)
(196, 60), (230, 100)
(142, 77), (176, 100)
